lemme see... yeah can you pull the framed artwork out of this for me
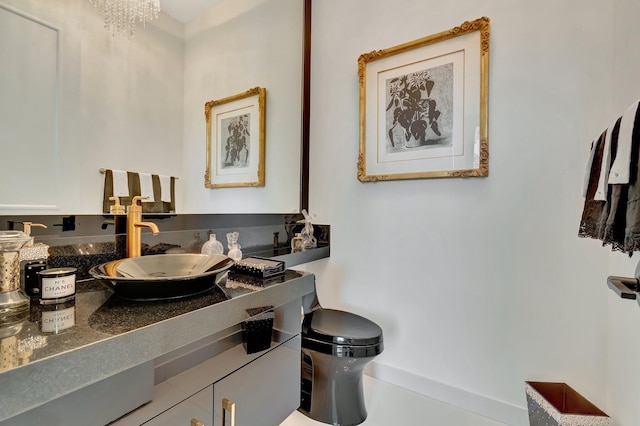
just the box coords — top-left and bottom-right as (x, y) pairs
(358, 17), (490, 182)
(205, 87), (266, 188)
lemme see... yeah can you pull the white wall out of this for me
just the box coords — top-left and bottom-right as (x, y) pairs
(605, 1), (640, 425)
(0, 0), (184, 215)
(305, 0), (620, 424)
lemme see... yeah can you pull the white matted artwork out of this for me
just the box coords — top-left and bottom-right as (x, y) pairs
(205, 87), (266, 188)
(358, 17), (490, 181)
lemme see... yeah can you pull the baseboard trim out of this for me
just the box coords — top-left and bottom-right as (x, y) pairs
(365, 362), (529, 425)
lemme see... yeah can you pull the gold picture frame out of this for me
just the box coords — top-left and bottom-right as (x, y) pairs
(358, 17), (490, 182)
(205, 87), (266, 188)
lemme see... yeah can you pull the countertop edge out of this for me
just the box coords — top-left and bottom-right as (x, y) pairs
(0, 271), (316, 421)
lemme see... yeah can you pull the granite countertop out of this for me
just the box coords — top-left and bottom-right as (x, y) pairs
(0, 268), (317, 422)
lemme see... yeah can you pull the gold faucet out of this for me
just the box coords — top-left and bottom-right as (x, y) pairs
(126, 196), (159, 258)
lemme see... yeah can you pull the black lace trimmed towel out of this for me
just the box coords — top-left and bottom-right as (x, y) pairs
(579, 100), (640, 255)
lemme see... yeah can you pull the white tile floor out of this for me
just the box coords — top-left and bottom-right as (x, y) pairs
(280, 375), (507, 426)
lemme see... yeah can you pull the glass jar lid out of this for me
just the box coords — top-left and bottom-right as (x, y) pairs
(0, 231), (31, 252)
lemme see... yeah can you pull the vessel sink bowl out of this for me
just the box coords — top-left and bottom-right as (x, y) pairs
(89, 254), (234, 301)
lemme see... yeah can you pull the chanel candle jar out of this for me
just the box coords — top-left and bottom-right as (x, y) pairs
(37, 267), (76, 304)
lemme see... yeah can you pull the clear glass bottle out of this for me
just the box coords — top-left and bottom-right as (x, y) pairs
(201, 234), (224, 255)
(226, 232), (242, 261)
(298, 209), (317, 250)
(291, 233), (303, 252)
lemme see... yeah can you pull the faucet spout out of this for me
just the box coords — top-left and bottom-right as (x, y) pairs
(135, 222), (159, 235)
(126, 196), (160, 258)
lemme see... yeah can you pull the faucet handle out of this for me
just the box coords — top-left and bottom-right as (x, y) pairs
(128, 196), (150, 213)
(131, 196), (149, 206)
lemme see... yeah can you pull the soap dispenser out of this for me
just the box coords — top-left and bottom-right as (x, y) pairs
(19, 222), (47, 247)
(18, 222), (49, 297)
(109, 196), (125, 215)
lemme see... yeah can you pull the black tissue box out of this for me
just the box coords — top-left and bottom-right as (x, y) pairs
(242, 306), (275, 354)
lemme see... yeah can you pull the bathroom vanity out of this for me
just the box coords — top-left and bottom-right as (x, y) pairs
(0, 269), (317, 426)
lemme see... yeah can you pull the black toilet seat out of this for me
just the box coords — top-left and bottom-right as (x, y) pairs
(301, 308), (383, 357)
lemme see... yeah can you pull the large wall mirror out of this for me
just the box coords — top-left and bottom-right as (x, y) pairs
(0, 0), (310, 216)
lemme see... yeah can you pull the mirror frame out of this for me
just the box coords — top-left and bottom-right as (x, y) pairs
(0, 0), (311, 216)
(301, 0), (311, 212)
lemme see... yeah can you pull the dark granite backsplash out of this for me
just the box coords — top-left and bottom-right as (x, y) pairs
(32, 220), (330, 279)
(47, 242), (119, 280)
(3, 213), (329, 279)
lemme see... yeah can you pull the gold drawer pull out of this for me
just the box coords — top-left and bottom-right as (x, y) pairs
(222, 398), (236, 426)
(191, 419), (204, 426)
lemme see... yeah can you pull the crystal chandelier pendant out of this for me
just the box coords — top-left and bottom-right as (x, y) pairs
(89, 0), (161, 38)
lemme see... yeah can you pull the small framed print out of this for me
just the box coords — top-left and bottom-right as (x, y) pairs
(205, 87), (266, 188)
(358, 17), (490, 181)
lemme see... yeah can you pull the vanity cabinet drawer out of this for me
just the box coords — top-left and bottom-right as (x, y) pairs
(212, 336), (301, 426)
(143, 386), (213, 426)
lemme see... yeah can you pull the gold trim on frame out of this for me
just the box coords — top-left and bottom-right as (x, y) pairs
(357, 17), (490, 182)
(205, 87), (266, 188)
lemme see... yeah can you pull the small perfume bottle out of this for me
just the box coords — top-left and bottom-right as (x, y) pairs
(201, 233), (224, 255)
(226, 232), (242, 261)
(291, 233), (303, 252)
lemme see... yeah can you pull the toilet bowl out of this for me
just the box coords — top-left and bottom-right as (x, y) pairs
(298, 308), (383, 426)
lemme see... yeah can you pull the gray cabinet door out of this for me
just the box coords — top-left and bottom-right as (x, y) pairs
(144, 386), (213, 426)
(213, 336), (301, 426)
(0, 4), (61, 212)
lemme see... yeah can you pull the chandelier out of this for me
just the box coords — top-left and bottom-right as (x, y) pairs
(90, 0), (161, 38)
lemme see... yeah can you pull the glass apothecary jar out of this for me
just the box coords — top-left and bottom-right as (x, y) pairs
(0, 231), (32, 322)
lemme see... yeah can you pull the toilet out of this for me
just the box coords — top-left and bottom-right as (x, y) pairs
(298, 307), (384, 426)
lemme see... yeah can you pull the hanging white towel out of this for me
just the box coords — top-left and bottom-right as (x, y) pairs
(159, 175), (172, 202)
(139, 173), (154, 200)
(594, 119), (619, 201)
(112, 170), (129, 197)
(608, 100), (640, 185)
